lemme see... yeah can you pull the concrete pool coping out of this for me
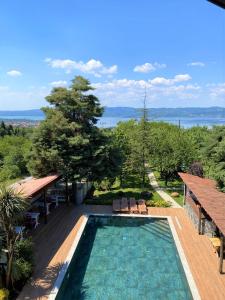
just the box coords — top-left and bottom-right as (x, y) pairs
(49, 213), (201, 300)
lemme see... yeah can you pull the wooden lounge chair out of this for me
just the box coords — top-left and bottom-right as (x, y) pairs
(137, 199), (148, 214)
(113, 199), (121, 213)
(120, 198), (129, 213)
(129, 198), (138, 213)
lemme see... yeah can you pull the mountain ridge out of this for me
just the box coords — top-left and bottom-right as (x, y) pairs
(1, 107), (225, 119)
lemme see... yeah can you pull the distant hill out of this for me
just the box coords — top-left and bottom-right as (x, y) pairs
(0, 109), (44, 117)
(1, 107), (225, 120)
(104, 107), (225, 118)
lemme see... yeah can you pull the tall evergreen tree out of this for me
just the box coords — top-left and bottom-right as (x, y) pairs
(28, 76), (105, 183)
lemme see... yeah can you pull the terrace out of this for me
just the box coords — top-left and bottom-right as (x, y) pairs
(18, 204), (225, 300)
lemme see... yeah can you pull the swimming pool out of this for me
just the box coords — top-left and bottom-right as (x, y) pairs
(50, 215), (199, 300)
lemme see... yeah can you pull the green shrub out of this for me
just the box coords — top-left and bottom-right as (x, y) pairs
(0, 288), (9, 300)
(12, 258), (33, 282)
(140, 191), (152, 200)
(0, 165), (21, 180)
(117, 191), (124, 197)
(84, 198), (112, 205)
(146, 199), (170, 208)
(15, 238), (34, 263)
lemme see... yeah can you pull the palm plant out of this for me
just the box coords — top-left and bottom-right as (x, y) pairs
(0, 185), (27, 289)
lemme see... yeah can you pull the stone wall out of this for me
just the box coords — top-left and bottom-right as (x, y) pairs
(184, 188), (216, 237)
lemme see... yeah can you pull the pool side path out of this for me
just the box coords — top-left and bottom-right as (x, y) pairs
(148, 171), (181, 208)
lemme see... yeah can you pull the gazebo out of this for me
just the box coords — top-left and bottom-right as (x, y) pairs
(13, 174), (62, 224)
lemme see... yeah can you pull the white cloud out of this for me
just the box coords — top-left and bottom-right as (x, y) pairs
(133, 62), (166, 73)
(150, 74), (191, 86)
(210, 83), (225, 97)
(187, 62), (205, 67)
(7, 70), (22, 77)
(92, 74), (199, 107)
(50, 80), (68, 87)
(45, 58), (118, 77)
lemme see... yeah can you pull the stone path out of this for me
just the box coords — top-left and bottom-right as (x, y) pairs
(148, 171), (181, 208)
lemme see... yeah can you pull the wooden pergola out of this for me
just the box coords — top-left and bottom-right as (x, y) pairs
(14, 174), (62, 224)
(179, 172), (225, 274)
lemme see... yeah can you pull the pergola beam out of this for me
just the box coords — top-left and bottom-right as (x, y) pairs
(219, 234), (224, 273)
(208, 0), (225, 9)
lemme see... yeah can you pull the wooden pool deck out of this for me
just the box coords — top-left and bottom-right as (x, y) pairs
(18, 205), (225, 300)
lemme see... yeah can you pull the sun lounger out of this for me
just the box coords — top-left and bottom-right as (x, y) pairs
(113, 199), (121, 213)
(137, 199), (148, 214)
(129, 198), (138, 213)
(120, 198), (129, 213)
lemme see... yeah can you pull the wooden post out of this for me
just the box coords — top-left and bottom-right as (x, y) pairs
(219, 234), (224, 274)
(43, 188), (47, 224)
(198, 205), (202, 235)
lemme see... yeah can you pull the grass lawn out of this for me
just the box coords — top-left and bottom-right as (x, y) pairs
(154, 171), (183, 189)
(153, 171), (184, 206)
(167, 189), (184, 206)
(84, 174), (170, 207)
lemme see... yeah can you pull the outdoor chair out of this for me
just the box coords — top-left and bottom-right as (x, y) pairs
(129, 198), (138, 213)
(113, 199), (121, 213)
(120, 198), (129, 213)
(137, 199), (148, 214)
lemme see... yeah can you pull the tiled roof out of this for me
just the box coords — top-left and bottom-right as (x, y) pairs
(179, 173), (225, 236)
(14, 174), (61, 199)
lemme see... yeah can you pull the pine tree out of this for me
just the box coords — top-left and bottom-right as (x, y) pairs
(28, 76), (105, 183)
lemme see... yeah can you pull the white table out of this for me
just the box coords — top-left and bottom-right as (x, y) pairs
(26, 212), (40, 228)
(38, 202), (51, 215)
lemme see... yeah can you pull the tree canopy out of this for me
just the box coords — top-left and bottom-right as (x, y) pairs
(28, 76), (120, 183)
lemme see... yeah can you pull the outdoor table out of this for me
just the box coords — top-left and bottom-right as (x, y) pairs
(26, 212), (40, 228)
(38, 202), (51, 215)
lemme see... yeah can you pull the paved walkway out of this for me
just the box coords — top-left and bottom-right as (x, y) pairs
(148, 171), (181, 208)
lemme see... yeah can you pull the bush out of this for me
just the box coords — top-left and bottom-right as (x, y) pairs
(117, 191), (124, 197)
(0, 165), (21, 180)
(15, 238), (34, 263)
(140, 191), (152, 199)
(84, 198), (112, 205)
(0, 289), (9, 300)
(12, 258), (33, 282)
(146, 199), (170, 208)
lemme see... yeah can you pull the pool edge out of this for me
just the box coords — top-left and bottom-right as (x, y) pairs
(48, 213), (201, 300)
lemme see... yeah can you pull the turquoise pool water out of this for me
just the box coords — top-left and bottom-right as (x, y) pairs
(55, 216), (193, 300)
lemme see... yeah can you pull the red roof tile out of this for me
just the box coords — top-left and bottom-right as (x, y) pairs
(179, 173), (225, 236)
(14, 174), (61, 199)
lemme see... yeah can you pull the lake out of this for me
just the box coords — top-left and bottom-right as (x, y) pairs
(2, 114), (225, 128)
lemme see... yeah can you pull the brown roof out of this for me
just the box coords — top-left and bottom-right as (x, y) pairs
(179, 173), (225, 235)
(14, 174), (61, 199)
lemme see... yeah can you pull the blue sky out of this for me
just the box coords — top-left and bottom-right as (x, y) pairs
(0, 0), (225, 109)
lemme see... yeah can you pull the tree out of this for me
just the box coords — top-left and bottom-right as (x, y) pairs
(91, 129), (123, 189)
(202, 126), (225, 190)
(149, 122), (196, 185)
(28, 76), (115, 188)
(0, 185), (27, 289)
(189, 161), (204, 177)
(113, 119), (151, 187)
